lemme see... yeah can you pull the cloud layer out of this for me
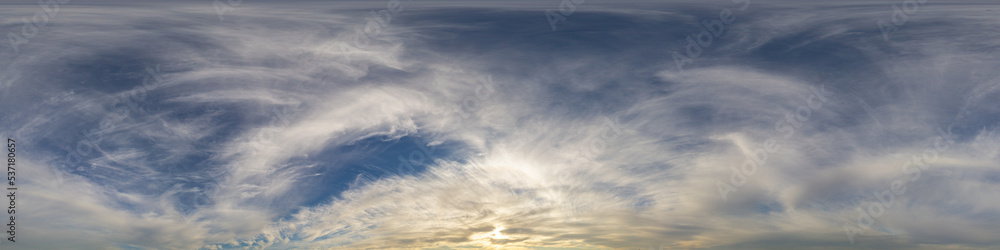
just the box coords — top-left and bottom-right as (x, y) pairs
(1, 0), (999, 249)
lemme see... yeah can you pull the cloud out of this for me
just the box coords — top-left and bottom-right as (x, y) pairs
(1, 1), (999, 249)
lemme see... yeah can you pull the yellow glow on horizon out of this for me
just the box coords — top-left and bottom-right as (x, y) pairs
(470, 224), (513, 246)
(489, 224), (510, 239)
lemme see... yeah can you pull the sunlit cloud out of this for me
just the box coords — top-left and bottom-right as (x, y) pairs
(1, 1), (999, 249)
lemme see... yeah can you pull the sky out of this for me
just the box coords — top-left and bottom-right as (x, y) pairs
(1, 0), (999, 249)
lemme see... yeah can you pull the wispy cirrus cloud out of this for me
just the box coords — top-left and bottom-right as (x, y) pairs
(1, 1), (999, 249)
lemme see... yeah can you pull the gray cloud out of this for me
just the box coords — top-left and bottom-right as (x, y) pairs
(1, 1), (998, 249)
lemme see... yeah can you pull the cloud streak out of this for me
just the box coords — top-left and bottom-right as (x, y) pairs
(1, 1), (999, 249)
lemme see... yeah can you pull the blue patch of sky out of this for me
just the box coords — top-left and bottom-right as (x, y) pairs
(280, 133), (472, 212)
